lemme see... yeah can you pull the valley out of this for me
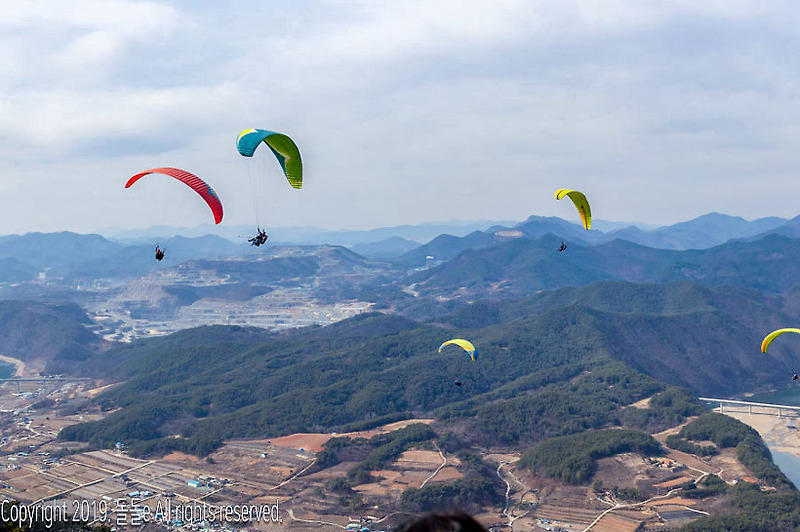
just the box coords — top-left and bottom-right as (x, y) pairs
(0, 371), (771, 532)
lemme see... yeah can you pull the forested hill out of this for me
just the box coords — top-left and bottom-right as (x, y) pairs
(56, 280), (800, 456)
(0, 300), (102, 363)
(431, 280), (800, 394)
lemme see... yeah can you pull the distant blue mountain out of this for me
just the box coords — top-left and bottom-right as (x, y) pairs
(0, 232), (246, 282)
(0, 257), (38, 283)
(0, 232), (122, 270)
(606, 212), (786, 250)
(747, 214), (800, 240)
(391, 212), (791, 271)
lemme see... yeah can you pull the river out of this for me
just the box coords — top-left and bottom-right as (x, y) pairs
(735, 388), (800, 487)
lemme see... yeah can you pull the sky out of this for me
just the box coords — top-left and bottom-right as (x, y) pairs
(2, 1), (800, 234)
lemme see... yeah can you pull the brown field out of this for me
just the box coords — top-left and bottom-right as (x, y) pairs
(427, 466), (463, 482)
(646, 497), (698, 507)
(3, 468), (33, 480)
(372, 470), (402, 483)
(392, 470), (431, 488)
(163, 451), (200, 462)
(591, 512), (644, 532)
(304, 461), (357, 481)
(269, 466), (295, 477)
(352, 482), (391, 496)
(708, 448), (751, 482)
(395, 449), (443, 468)
(125, 461), (184, 479)
(653, 476), (693, 489)
(49, 463), (105, 483)
(534, 504), (600, 526)
(534, 486), (606, 527)
(265, 433), (330, 452)
(69, 450), (145, 472)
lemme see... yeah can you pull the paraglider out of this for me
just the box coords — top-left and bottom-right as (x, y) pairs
(555, 189), (591, 230)
(558, 242), (567, 253)
(236, 129), (303, 189)
(248, 228), (268, 247)
(760, 329), (800, 382)
(155, 246), (165, 261)
(125, 168), (224, 224)
(761, 328), (800, 353)
(438, 339), (477, 362)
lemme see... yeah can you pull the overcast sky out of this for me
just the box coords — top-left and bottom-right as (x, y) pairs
(1, 1), (799, 234)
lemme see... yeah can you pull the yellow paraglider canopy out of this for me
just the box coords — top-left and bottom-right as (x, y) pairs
(438, 339), (477, 362)
(761, 328), (800, 353)
(555, 189), (591, 230)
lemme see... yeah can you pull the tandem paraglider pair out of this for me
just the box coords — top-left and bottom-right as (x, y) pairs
(248, 228), (268, 247)
(237, 128), (302, 248)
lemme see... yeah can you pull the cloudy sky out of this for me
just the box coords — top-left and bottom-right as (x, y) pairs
(1, 1), (799, 234)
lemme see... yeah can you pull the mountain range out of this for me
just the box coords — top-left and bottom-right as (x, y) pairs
(405, 232), (800, 300)
(0, 212), (797, 285)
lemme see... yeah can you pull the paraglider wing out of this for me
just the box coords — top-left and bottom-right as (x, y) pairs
(125, 167), (224, 224)
(761, 328), (800, 353)
(236, 129), (303, 189)
(555, 189), (591, 230)
(438, 339), (477, 362)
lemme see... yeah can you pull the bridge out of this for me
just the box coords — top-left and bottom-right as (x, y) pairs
(699, 397), (800, 419)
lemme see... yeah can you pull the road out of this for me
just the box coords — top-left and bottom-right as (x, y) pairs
(418, 442), (446, 489)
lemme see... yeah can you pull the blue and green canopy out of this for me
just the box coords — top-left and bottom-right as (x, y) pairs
(236, 129), (303, 189)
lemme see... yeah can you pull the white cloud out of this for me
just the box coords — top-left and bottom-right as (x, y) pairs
(2, 1), (800, 233)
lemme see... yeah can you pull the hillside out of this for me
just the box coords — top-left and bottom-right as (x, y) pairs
(0, 300), (102, 364)
(0, 257), (38, 283)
